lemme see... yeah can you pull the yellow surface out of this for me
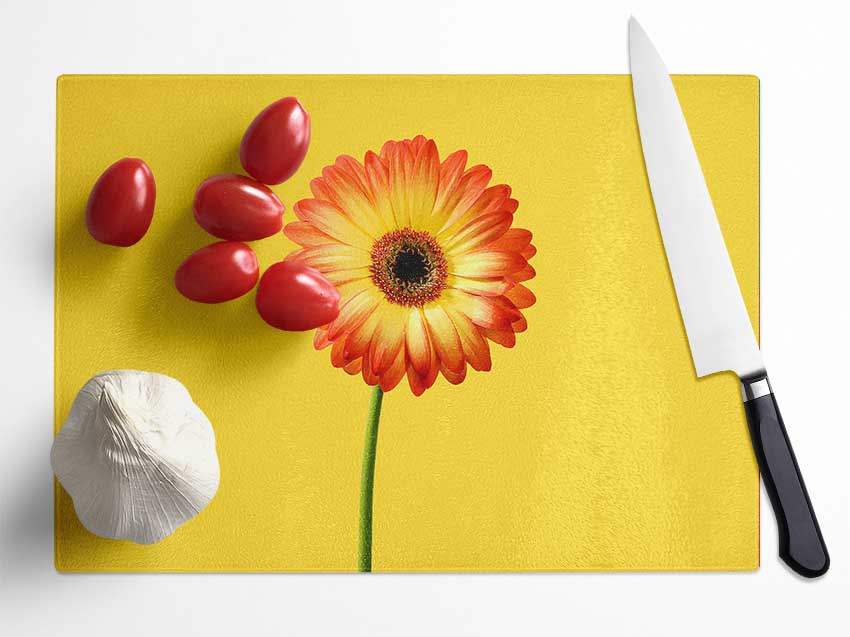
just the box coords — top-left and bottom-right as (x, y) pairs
(55, 75), (760, 572)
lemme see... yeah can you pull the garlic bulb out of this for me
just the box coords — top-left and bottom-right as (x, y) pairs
(51, 370), (220, 545)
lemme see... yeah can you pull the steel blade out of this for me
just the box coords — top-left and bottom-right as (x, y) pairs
(628, 18), (763, 379)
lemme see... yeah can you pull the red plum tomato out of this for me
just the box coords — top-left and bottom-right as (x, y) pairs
(239, 97), (310, 185)
(256, 260), (340, 331)
(86, 158), (156, 246)
(175, 241), (259, 303)
(193, 174), (284, 241)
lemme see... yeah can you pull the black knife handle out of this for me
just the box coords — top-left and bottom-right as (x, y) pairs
(742, 374), (829, 578)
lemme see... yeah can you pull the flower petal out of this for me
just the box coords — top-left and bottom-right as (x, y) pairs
(379, 346), (407, 392)
(333, 154), (372, 194)
(443, 212), (513, 255)
(406, 367), (426, 396)
(440, 362), (467, 385)
(370, 305), (408, 375)
(442, 304), (492, 372)
(428, 149), (468, 232)
(361, 350), (380, 385)
(343, 359), (362, 375)
(433, 165), (493, 233)
(314, 327), (331, 350)
(505, 283), (536, 309)
(332, 279), (373, 300)
(293, 198), (376, 250)
(322, 267), (372, 286)
(327, 288), (380, 340)
(481, 327), (516, 348)
(384, 140), (417, 228)
(450, 250), (527, 278)
(283, 221), (339, 248)
(321, 158), (389, 237)
(344, 308), (384, 360)
(310, 176), (333, 201)
(442, 288), (521, 330)
(408, 139), (440, 230)
(406, 346), (439, 396)
(364, 151), (398, 230)
(489, 228), (532, 252)
(437, 182), (507, 239)
(445, 274), (511, 297)
(408, 134), (428, 154)
(406, 308), (432, 377)
(510, 262), (536, 283)
(423, 304), (464, 373)
(286, 244), (370, 272)
(330, 335), (350, 368)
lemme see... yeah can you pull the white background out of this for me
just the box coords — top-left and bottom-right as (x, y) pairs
(0, 0), (847, 634)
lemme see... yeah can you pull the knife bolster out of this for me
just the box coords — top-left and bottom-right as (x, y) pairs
(741, 374), (772, 402)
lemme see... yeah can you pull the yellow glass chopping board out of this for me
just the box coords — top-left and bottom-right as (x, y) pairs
(55, 75), (759, 572)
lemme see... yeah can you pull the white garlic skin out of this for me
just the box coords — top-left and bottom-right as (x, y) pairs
(51, 370), (220, 545)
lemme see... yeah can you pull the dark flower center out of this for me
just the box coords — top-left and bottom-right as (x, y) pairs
(392, 249), (429, 284)
(370, 228), (447, 307)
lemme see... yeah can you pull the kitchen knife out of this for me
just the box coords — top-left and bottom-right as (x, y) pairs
(628, 17), (829, 578)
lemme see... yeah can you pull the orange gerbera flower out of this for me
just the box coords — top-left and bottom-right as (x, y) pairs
(283, 135), (536, 395)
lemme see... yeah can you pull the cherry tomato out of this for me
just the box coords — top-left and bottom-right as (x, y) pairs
(175, 241), (259, 303)
(240, 97), (310, 185)
(193, 174), (284, 241)
(256, 260), (340, 331)
(86, 158), (156, 246)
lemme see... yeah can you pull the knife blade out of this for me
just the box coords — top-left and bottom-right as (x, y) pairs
(629, 17), (829, 578)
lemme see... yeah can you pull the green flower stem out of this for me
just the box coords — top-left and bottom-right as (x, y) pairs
(358, 384), (384, 572)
